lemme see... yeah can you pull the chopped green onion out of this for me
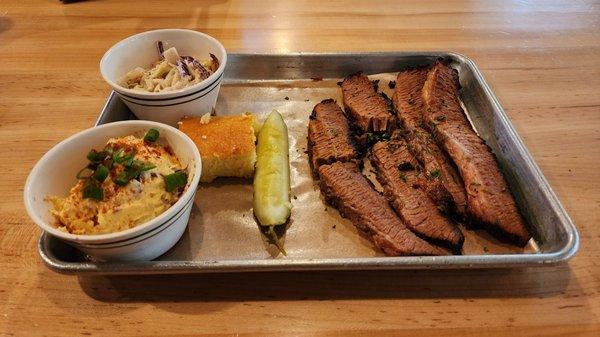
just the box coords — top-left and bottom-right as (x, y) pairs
(82, 181), (103, 201)
(113, 171), (132, 186)
(133, 160), (156, 172)
(121, 154), (135, 167)
(93, 164), (109, 182)
(104, 146), (115, 156)
(76, 167), (94, 180)
(87, 149), (108, 163)
(112, 160), (156, 187)
(144, 129), (160, 143)
(164, 170), (188, 192)
(112, 148), (124, 162)
(113, 148), (136, 167)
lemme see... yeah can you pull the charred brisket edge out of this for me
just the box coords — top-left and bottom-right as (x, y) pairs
(341, 72), (397, 155)
(308, 98), (359, 178)
(381, 182), (465, 253)
(342, 71), (392, 106)
(318, 168), (364, 235)
(342, 71), (366, 82)
(479, 217), (530, 247)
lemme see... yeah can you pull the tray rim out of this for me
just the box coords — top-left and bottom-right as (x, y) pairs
(39, 51), (579, 275)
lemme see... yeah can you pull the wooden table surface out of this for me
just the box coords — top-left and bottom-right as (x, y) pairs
(1, 0), (599, 336)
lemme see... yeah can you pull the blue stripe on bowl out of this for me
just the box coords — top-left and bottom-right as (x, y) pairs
(75, 196), (193, 249)
(117, 75), (221, 107)
(117, 73), (223, 102)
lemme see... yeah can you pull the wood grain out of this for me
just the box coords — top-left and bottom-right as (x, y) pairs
(1, 0), (599, 336)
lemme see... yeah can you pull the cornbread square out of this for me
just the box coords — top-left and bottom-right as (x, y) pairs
(179, 114), (257, 182)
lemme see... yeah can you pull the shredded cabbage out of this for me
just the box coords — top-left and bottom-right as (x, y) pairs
(118, 43), (219, 93)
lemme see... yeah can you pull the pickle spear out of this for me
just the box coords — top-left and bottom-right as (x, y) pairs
(253, 110), (291, 254)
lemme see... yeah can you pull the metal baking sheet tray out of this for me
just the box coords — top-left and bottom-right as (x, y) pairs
(38, 52), (579, 274)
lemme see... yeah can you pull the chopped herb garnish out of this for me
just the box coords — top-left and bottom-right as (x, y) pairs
(87, 149), (108, 163)
(398, 161), (414, 171)
(121, 154), (135, 167)
(112, 161), (154, 187)
(82, 180), (103, 201)
(93, 164), (109, 182)
(76, 167), (94, 180)
(133, 160), (156, 172)
(144, 128), (160, 143)
(113, 171), (132, 186)
(330, 128), (339, 137)
(164, 170), (188, 192)
(400, 173), (408, 182)
(113, 148), (136, 167)
(104, 146), (115, 156)
(367, 132), (391, 144)
(429, 169), (441, 179)
(435, 115), (446, 122)
(112, 148), (124, 162)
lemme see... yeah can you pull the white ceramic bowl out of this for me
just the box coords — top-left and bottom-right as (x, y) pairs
(100, 29), (227, 126)
(24, 121), (202, 261)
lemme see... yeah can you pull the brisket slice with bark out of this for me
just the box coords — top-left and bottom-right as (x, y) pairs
(371, 139), (464, 253)
(394, 67), (468, 218)
(421, 62), (531, 246)
(308, 99), (357, 174)
(341, 72), (396, 133)
(394, 67), (429, 129)
(318, 161), (449, 256)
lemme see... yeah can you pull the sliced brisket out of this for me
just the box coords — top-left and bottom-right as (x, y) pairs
(318, 161), (448, 256)
(421, 62), (531, 246)
(341, 72), (396, 133)
(371, 139), (464, 253)
(394, 67), (429, 129)
(394, 68), (468, 218)
(308, 99), (357, 174)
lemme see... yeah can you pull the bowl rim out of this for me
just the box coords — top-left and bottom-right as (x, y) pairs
(24, 120), (202, 243)
(99, 28), (227, 99)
